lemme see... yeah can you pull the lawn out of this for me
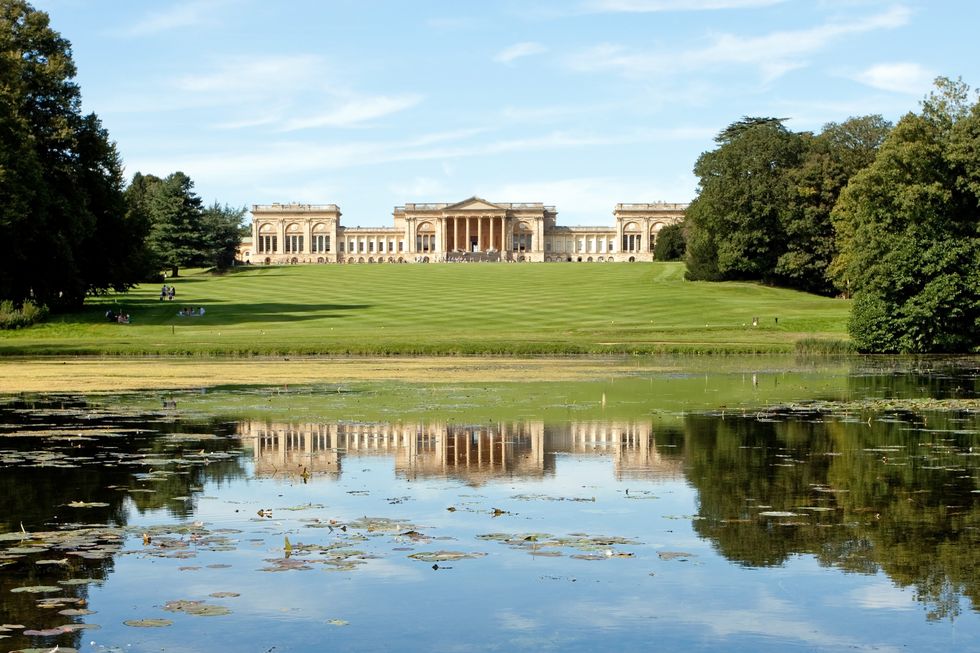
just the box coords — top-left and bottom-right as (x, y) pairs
(0, 262), (850, 355)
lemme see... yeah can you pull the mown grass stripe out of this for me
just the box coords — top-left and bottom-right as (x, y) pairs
(0, 262), (850, 356)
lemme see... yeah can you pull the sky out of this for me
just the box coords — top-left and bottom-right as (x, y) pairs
(32, 0), (980, 226)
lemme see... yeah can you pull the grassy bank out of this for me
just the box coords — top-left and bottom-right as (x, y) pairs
(0, 262), (850, 356)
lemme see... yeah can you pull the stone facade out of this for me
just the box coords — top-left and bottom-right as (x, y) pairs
(240, 197), (686, 264)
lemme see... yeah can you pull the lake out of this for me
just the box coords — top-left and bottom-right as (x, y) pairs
(1, 356), (978, 652)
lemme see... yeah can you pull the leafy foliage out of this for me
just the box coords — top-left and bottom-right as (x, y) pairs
(132, 172), (246, 277)
(832, 78), (980, 353)
(0, 0), (146, 309)
(686, 114), (890, 295)
(685, 117), (805, 283)
(0, 299), (48, 329)
(652, 222), (685, 261)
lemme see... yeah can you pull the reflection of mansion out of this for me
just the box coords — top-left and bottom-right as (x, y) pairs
(236, 420), (683, 485)
(241, 197), (686, 264)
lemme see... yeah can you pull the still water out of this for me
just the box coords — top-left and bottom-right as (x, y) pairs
(1, 360), (979, 652)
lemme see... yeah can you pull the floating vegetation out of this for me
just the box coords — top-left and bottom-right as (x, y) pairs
(408, 551), (487, 563)
(124, 618), (174, 627)
(511, 494), (596, 503)
(10, 586), (61, 594)
(477, 532), (640, 558)
(163, 600), (232, 617)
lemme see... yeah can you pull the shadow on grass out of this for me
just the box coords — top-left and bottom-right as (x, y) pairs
(54, 302), (372, 326)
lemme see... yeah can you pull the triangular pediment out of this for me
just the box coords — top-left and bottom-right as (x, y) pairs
(443, 196), (505, 212)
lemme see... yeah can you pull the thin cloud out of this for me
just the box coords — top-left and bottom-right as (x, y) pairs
(568, 5), (912, 81)
(494, 42), (548, 64)
(279, 94), (424, 131)
(174, 54), (325, 96)
(853, 62), (935, 94)
(128, 125), (712, 186)
(583, 0), (786, 12)
(124, 0), (231, 36)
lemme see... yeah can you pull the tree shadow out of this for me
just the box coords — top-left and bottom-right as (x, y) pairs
(70, 301), (372, 326)
(166, 302), (371, 325)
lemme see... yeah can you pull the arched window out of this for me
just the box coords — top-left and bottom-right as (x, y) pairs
(284, 223), (303, 254)
(311, 222), (331, 253)
(257, 223), (277, 254)
(416, 222), (435, 252)
(513, 221), (533, 252)
(622, 222), (641, 253)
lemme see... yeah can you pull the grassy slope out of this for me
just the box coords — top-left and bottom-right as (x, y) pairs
(0, 262), (850, 355)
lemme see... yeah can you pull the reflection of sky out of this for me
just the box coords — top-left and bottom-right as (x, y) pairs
(73, 449), (980, 653)
(8, 383), (980, 653)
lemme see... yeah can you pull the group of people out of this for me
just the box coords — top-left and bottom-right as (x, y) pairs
(105, 310), (130, 324)
(160, 284), (176, 301)
(177, 306), (206, 317)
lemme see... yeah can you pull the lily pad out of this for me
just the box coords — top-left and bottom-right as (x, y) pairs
(408, 551), (487, 562)
(163, 600), (231, 616)
(10, 586), (62, 594)
(124, 618), (173, 627)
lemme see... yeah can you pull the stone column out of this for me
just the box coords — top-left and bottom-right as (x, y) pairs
(465, 217), (471, 252)
(276, 219), (285, 254)
(490, 216), (496, 251)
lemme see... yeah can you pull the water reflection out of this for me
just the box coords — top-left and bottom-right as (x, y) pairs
(1, 392), (979, 651)
(236, 420), (685, 484)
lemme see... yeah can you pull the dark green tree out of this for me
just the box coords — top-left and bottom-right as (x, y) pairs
(0, 0), (144, 308)
(777, 116), (891, 295)
(202, 202), (247, 269)
(831, 78), (980, 352)
(145, 171), (209, 278)
(685, 117), (806, 282)
(652, 222), (686, 261)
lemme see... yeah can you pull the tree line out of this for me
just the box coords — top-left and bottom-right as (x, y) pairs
(684, 79), (980, 353)
(0, 0), (245, 316)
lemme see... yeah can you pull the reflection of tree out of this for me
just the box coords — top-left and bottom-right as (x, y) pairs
(0, 398), (248, 650)
(685, 410), (980, 619)
(847, 359), (979, 400)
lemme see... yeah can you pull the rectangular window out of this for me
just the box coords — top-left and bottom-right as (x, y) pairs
(369, 241), (374, 253)
(324, 236), (330, 252)
(339, 241), (344, 253)
(398, 241), (404, 252)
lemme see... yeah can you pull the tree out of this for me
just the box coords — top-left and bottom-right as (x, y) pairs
(652, 222), (686, 261)
(831, 78), (980, 353)
(202, 202), (247, 269)
(145, 172), (209, 278)
(777, 116), (891, 295)
(685, 117), (806, 282)
(0, 1), (145, 309)
(135, 172), (246, 276)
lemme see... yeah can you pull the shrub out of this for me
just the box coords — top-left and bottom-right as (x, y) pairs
(0, 300), (49, 329)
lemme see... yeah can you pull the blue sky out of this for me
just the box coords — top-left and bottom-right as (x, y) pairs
(34, 0), (980, 225)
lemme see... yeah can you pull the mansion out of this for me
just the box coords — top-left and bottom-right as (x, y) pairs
(241, 197), (686, 264)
